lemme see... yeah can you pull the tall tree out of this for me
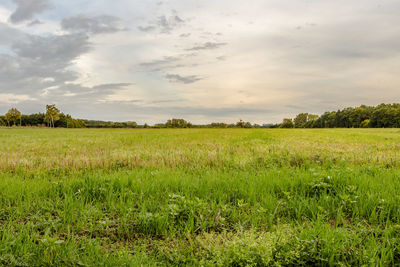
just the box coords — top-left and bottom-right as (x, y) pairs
(45, 104), (60, 128)
(5, 108), (21, 126)
(280, 118), (294, 128)
(294, 113), (308, 128)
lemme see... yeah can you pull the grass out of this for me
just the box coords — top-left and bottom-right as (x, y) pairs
(1, 128), (400, 266)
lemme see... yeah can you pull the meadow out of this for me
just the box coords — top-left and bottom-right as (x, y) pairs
(1, 128), (400, 266)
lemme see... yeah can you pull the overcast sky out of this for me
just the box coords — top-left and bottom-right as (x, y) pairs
(0, 0), (399, 124)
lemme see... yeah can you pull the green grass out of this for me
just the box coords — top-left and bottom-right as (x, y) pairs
(1, 128), (400, 266)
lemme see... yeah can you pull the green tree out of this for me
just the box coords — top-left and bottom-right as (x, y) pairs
(45, 104), (60, 128)
(294, 113), (308, 128)
(280, 118), (294, 128)
(21, 113), (45, 126)
(236, 120), (245, 128)
(360, 119), (371, 128)
(166, 119), (190, 128)
(210, 122), (227, 128)
(5, 108), (22, 126)
(244, 122), (252, 128)
(305, 114), (319, 128)
(236, 120), (252, 128)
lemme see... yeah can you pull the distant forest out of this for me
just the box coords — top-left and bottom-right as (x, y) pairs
(280, 103), (400, 129)
(1, 103), (400, 128)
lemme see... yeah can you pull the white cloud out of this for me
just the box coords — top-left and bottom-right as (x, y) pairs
(0, 93), (36, 104)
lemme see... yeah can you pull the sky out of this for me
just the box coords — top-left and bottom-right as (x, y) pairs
(0, 0), (399, 124)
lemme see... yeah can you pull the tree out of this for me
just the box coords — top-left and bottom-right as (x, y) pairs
(236, 120), (245, 128)
(21, 113), (45, 126)
(166, 119), (190, 128)
(5, 108), (21, 126)
(305, 114), (319, 128)
(360, 119), (371, 128)
(280, 118), (294, 128)
(244, 122), (252, 128)
(0, 117), (5, 126)
(236, 120), (252, 128)
(294, 113), (308, 128)
(45, 104), (60, 128)
(293, 113), (319, 128)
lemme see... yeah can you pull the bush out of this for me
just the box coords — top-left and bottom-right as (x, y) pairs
(360, 119), (371, 128)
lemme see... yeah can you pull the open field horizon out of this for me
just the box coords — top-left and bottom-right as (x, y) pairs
(2, 0), (400, 265)
(1, 128), (400, 265)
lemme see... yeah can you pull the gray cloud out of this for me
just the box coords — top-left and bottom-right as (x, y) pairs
(186, 42), (227, 51)
(138, 11), (185, 34)
(12, 33), (90, 72)
(165, 74), (202, 84)
(9, 0), (50, 24)
(180, 33), (191, 38)
(139, 53), (198, 72)
(0, 34), (90, 98)
(49, 83), (132, 101)
(61, 14), (125, 34)
(137, 25), (156, 32)
(0, 22), (26, 46)
(0, 20), (135, 107)
(140, 56), (180, 68)
(156, 14), (184, 33)
(27, 19), (43, 27)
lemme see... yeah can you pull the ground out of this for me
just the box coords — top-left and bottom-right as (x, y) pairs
(1, 128), (400, 266)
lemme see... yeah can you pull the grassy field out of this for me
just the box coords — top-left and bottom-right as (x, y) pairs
(1, 128), (400, 266)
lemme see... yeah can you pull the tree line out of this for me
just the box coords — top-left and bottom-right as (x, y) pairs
(2, 103), (400, 129)
(280, 103), (400, 128)
(155, 119), (262, 128)
(0, 105), (85, 128)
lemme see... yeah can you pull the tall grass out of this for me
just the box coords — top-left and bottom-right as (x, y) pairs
(1, 128), (400, 265)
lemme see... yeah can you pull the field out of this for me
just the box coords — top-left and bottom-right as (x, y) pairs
(1, 128), (400, 266)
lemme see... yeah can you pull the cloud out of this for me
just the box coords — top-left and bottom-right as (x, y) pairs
(180, 33), (191, 38)
(27, 19), (43, 27)
(0, 16), (134, 111)
(137, 25), (156, 32)
(140, 56), (180, 68)
(165, 74), (202, 84)
(61, 14), (125, 35)
(9, 0), (50, 24)
(46, 83), (132, 101)
(13, 33), (90, 62)
(186, 42), (227, 51)
(139, 53), (198, 72)
(138, 10), (185, 34)
(156, 14), (184, 33)
(0, 25), (92, 98)
(0, 93), (35, 104)
(11, 33), (91, 78)
(0, 22), (26, 46)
